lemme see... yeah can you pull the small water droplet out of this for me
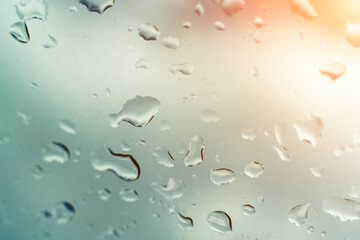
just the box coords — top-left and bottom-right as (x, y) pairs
(210, 168), (236, 185)
(244, 161), (264, 178)
(288, 203), (311, 226)
(207, 211), (232, 233)
(135, 58), (149, 69)
(200, 109), (220, 123)
(307, 226), (314, 233)
(0, 131), (10, 145)
(184, 135), (205, 167)
(119, 188), (139, 202)
(162, 36), (180, 49)
(98, 188), (112, 201)
(309, 167), (323, 178)
(194, 2), (204, 16)
(79, 0), (114, 14)
(16, 111), (30, 125)
(42, 141), (70, 164)
(153, 146), (175, 168)
(169, 62), (194, 75)
(242, 129), (257, 141)
(241, 204), (256, 215)
(69, 6), (78, 13)
(319, 62), (346, 81)
(214, 21), (226, 31)
(299, 28), (305, 39)
(54, 201), (75, 224)
(294, 115), (323, 147)
(182, 21), (192, 29)
(169, 207), (194, 229)
(151, 178), (184, 200)
(109, 96), (161, 128)
(138, 23), (160, 41)
(32, 165), (45, 179)
(59, 119), (77, 134)
(321, 231), (327, 238)
(258, 196), (264, 204)
(254, 17), (264, 28)
(42, 33), (57, 49)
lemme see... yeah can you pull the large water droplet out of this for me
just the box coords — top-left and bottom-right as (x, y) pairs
(169, 207), (194, 229)
(323, 196), (360, 221)
(344, 23), (360, 47)
(294, 115), (323, 147)
(9, 21), (30, 44)
(184, 135), (205, 167)
(207, 211), (232, 233)
(153, 146), (175, 168)
(90, 147), (140, 181)
(201, 109), (220, 123)
(14, 0), (48, 20)
(210, 168), (236, 185)
(59, 119), (77, 134)
(244, 161), (264, 178)
(109, 96), (161, 128)
(42, 141), (70, 164)
(222, 0), (245, 16)
(119, 188), (139, 202)
(54, 201), (75, 224)
(138, 23), (160, 41)
(319, 62), (346, 81)
(288, 203), (311, 226)
(287, 0), (317, 20)
(162, 36), (180, 49)
(151, 178), (184, 200)
(241, 204), (256, 215)
(169, 63), (194, 75)
(79, 0), (114, 14)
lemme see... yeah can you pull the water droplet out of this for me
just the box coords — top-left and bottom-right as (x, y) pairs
(200, 109), (220, 123)
(319, 62), (346, 81)
(9, 21), (30, 43)
(153, 213), (160, 218)
(169, 62), (194, 75)
(210, 168), (236, 185)
(182, 21), (192, 29)
(119, 188), (139, 202)
(109, 96), (161, 128)
(222, 0), (245, 16)
(344, 23), (360, 47)
(334, 144), (345, 157)
(241, 204), (256, 215)
(258, 196), (264, 204)
(294, 115), (323, 147)
(32, 165), (45, 179)
(42, 33), (57, 49)
(288, 203), (311, 226)
(250, 67), (258, 77)
(299, 28), (305, 39)
(348, 185), (360, 199)
(287, 0), (317, 20)
(254, 17), (264, 28)
(90, 147), (140, 181)
(162, 36), (180, 49)
(135, 58), (149, 69)
(244, 161), (264, 178)
(194, 2), (204, 16)
(207, 211), (232, 233)
(242, 129), (257, 141)
(323, 196), (360, 221)
(0, 131), (10, 145)
(321, 231), (326, 237)
(273, 145), (290, 161)
(153, 146), (175, 168)
(16, 111), (30, 125)
(42, 141), (70, 164)
(69, 6), (78, 13)
(14, 0), (48, 20)
(29, 82), (38, 89)
(54, 201), (75, 224)
(79, 0), (114, 14)
(59, 119), (77, 134)
(184, 135), (205, 167)
(158, 119), (171, 131)
(214, 21), (226, 31)
(98, 188), (112, 201)
(309, 167), (323, 178)
(307, 226), (314, 233)
(169, 208), (194, 229)
(254, 32), (261, 43)
(138, 23), (160, 41)
(151, 178), (184, 200)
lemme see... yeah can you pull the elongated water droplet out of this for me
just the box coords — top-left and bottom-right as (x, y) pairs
(119, 188), (139, 202)
(9, 21), (30, 44)
(241, 204), (255, 215)
(54, 201), (75, 224)
(344, 23), (360, 47)
(109, 96), (161, 128)
(273, 145), (290, 161)
(254, 17), (264, 28)
(98, 188), (111, 201)
(323, 196), (360, 221)
(42, 141), (70, 164)
(138, 23), (160, 41)
(214, 21), (226, 31)
(222, 0), (245, 16)
(309, 167), (323, 178)
(207, 211), (232, 233)
(79, 0), (114, 14)
(14, 0), (48, 20)
(242, 129), (257, 141)
(90, 147), (140, 181)
(59, 119), (77, 134)
(210, 168), (236, 185)
(135, 58), (149, 69)
(169, 63), (194, 75)
(16, 111), (30, 125)
(294, 115), (323, 147)
(162, 36), (180, 49)
(288, 203), (311, 226)
(244, 161), (264, 178)
(151, 178), (184, 200)
(201, 109), (220, 123)
(319, 62), (346, 81)
(194, 2), (204, 16)
(287, 0), (317, 20)
(184, 135), (205, 167)
(169, 208), (194, 229)
(153, 146), (175, 168)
